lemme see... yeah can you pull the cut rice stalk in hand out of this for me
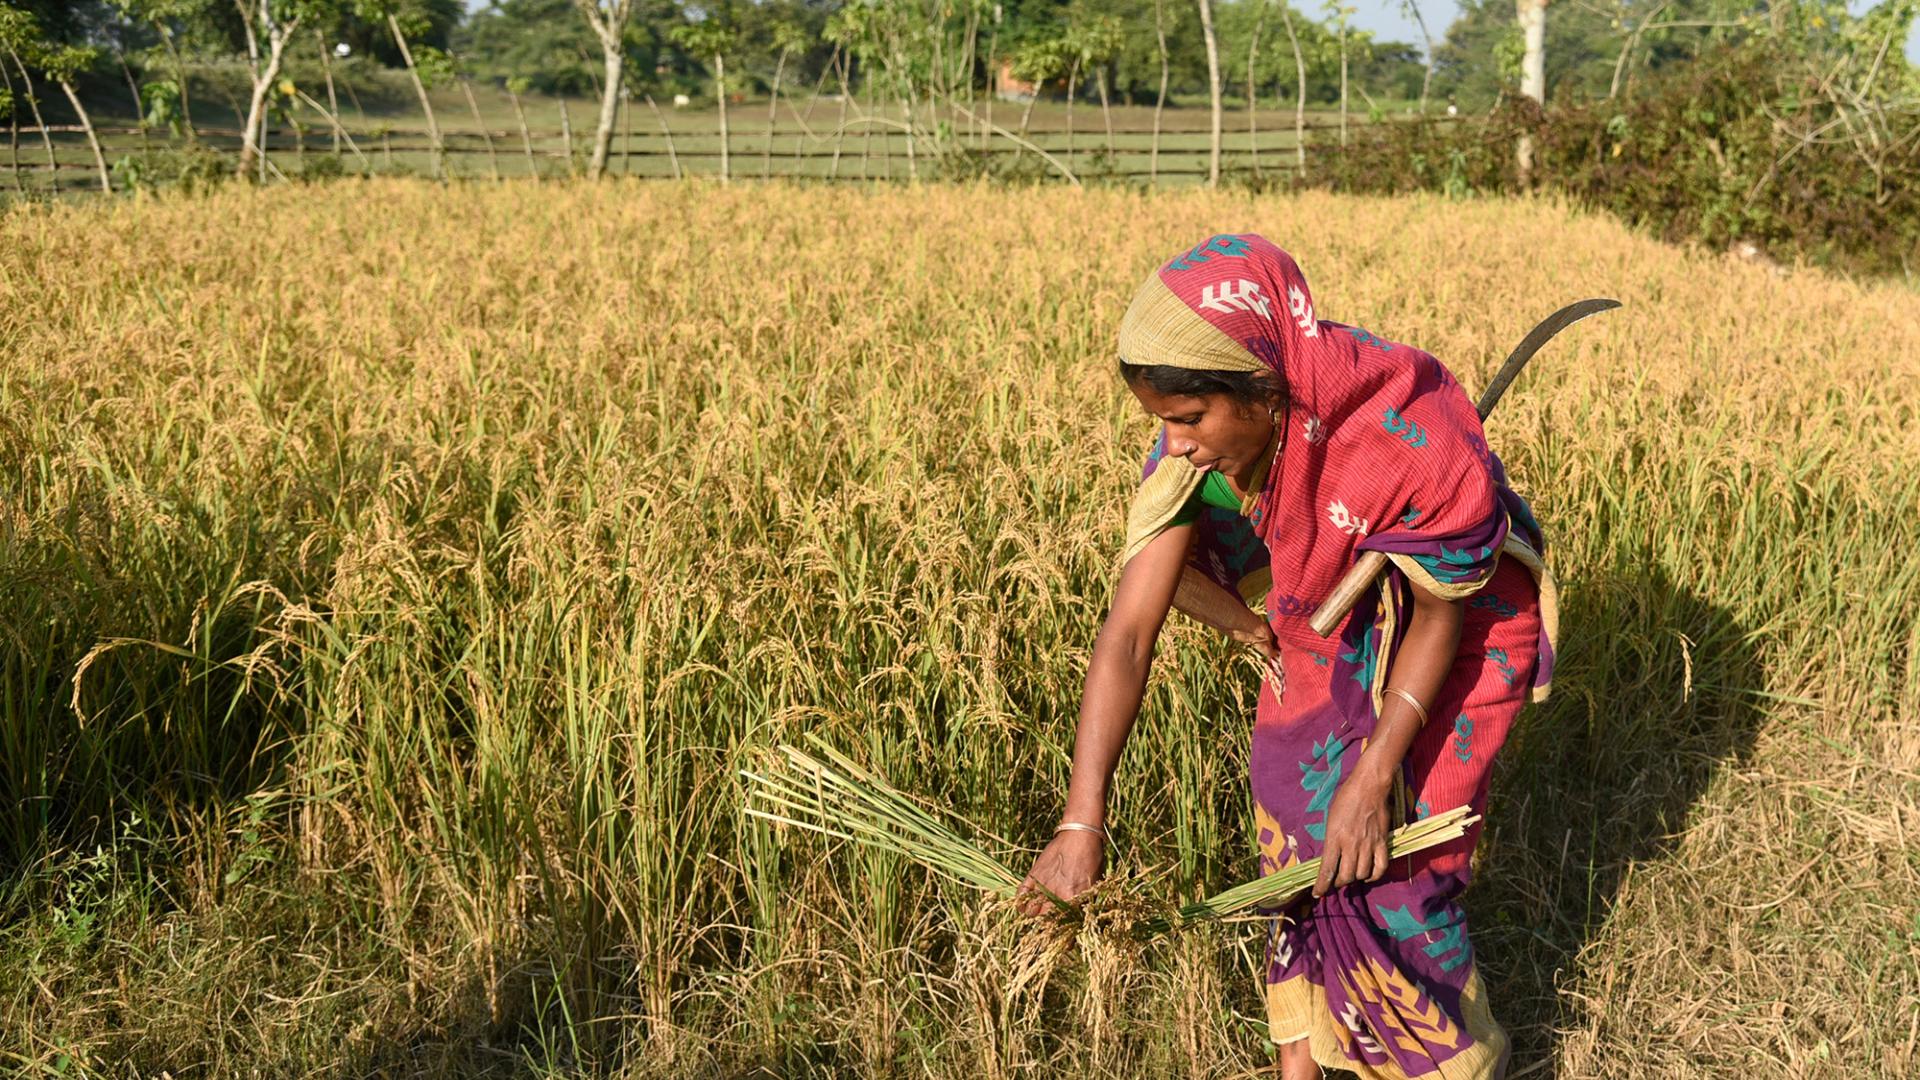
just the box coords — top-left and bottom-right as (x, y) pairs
(742, 736), (1478, 937)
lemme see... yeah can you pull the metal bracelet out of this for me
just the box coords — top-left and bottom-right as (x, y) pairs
(1382, 685), (1431, 727)
(1054, 821), (1108, 842)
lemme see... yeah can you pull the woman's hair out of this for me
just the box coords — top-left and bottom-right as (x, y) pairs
(1118, 359), (1288, 410)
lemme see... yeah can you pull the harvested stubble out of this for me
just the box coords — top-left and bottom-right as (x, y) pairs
(743, 734), (1479, 937)
(0, 180), (1916, 1078)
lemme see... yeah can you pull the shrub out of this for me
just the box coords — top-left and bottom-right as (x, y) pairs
(1313, 41), (1920, 278)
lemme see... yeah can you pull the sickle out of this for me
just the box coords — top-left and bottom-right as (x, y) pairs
(1306, 299), (1621, 639)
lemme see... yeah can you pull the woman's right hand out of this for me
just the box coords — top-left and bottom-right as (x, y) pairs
(1017, 828), (1106, 917)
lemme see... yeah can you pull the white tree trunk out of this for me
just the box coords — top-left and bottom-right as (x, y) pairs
(1339, 25), (1349, 148)
(1518, 0), (1547, 103)
(1197, 0), (1223, 187)
(1151, 0), (1169, 182)
(1516, 0), (1547, 182)
(236, 13), (297, 180)
(1280, 3), (1306, 173)
(1246, 0), (1266, 177)
(715, 53), (730, 184)
(1405, 0), (1437, 112)
(589, 38), (622, 179)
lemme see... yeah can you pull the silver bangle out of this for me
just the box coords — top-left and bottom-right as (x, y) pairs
(1055, 821), (1108, 842)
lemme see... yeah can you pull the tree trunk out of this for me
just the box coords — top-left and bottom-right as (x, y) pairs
(588, 35), (622, 178)
(1196, 0), (1223, 187)
(317, 32), (341, 154)
(5, 50), (54, 184)
(1064, 59), (1077, 166)
(236, 10), (299, 182)
(982, 29), (996, 150)
(507, 85), (538, 180)
(765, 47), (788, 180)
(1339, 24), (1349, 148)
(715, 53), (730, 184)
(460, 77), (500, 181)
(1247, 0), (1267, 178)
(1151, 0), (1169, 183)
(386, 15), (443, 180)
(152, 20), (196, 139)
(1280, 2), (1305, 173)
(1515, 0), (1547, 183)
(1, 60), (21, 192)
(1405, 0), (1437, 113)
(1097, 66), (1114, 159)
(831, 52), (850, 179)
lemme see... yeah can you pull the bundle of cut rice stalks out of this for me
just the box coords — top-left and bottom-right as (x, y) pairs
(742, 735), (1479, 936)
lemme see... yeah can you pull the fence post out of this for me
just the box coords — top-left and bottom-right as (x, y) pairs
(558, 95), (575, 177)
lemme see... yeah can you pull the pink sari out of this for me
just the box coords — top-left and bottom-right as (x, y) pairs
(1125, 236), (1559, 1078)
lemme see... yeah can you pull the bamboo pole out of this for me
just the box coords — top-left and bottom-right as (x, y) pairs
(316, 31), (340, 154)
(642, 93), (681, 181)
(458, 75), (500, 181)
(506, 82), (538, 181)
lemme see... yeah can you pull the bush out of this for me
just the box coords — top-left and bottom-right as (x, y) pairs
(1313, 41), (1920, 279)
(110, 145), (230, 194)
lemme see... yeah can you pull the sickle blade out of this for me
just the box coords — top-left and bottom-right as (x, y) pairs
(1474, 298), (1621, 420)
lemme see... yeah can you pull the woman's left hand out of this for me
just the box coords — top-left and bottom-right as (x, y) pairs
(1313, 762), (1393, 898)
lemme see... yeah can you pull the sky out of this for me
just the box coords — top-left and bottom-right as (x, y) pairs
(1345, 0), (1920, 64)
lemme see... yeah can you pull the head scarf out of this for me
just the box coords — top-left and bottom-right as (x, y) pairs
(1117, 234), (1557, 702)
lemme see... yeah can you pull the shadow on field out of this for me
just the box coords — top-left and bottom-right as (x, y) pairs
(1474, 561), (1765, 1070)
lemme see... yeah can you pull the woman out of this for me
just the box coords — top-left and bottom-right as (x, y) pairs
(1020, 235), (1558, 1080)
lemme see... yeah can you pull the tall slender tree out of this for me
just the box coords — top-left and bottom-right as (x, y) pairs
(1196, 0), (1223, 186)
(234, 1), (336, 180)
(1278, 1), (1306, 173)
(572, 0), (635, 179)
(1515, 0), (1546, 181)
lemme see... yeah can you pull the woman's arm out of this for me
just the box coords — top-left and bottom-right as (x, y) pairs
(1018, 522), (1192, 915)
(1313, 579), (1464, 897)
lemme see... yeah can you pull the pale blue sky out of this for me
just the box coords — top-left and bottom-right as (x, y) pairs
(1344, 0), (1920, 64)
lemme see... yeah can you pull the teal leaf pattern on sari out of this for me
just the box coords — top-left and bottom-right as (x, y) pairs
(1377, 903), (1472, 972)
(1298, 733), (1347, 842)
(1411, 544), (1493, 584)
(1340, 629), (1378, 688)
(1381, 407), (1429, 449)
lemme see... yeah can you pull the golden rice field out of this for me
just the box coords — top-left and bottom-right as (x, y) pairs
(1, 181), (1916, 1078)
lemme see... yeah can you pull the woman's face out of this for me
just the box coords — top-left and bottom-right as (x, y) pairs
(1127, 381), (1276, 483)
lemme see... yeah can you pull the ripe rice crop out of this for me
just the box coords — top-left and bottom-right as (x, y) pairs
(0, 181), (1916, 1077)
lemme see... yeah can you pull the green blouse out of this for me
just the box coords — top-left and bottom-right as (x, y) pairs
(1168, 470), (1244, 527)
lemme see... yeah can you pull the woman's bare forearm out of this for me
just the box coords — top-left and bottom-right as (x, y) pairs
(1352, 586), (1463, 795)
(1057, 526), (1189, 829)
(1060, 627), (1154, 827)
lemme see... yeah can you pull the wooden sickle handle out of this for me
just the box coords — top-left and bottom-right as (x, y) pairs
(1308, 550), (1388, 638)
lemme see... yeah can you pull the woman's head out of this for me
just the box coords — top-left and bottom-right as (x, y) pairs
(1119, 360), (1285, 480)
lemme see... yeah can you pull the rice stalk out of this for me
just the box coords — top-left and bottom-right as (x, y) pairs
(743, 735), (1478, 936)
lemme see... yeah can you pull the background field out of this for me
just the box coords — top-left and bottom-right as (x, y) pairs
(1, 182), (1916, 1078)
(8, 76), (1369, 190)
